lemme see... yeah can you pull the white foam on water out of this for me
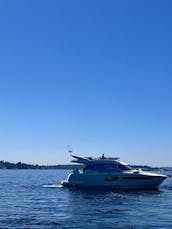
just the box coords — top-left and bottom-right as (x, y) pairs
(43, 184), (63, 188)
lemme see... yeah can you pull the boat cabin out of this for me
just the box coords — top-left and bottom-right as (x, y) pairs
(83, 161), (131, 173)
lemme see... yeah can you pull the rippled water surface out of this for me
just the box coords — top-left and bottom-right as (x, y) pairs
(0, 170), (172, 228)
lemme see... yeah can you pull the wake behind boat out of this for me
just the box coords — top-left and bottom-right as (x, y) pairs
(61, 151), (169, 189)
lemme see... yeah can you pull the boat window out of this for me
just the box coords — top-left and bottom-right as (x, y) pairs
(123, 176), (154, 180)
(86, 164), (117, 171)
(83, 166), (88, 173)
(105, 177), (118, 181)
(84, 163), (131, 172)
(117, 163), (131, 171)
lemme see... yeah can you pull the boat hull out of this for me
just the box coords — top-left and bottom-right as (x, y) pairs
(61, 172), (167, 189)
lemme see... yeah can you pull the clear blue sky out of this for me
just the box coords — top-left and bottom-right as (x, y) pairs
(0, 0), (172, 166)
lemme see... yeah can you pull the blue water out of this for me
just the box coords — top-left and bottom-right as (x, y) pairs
(0, 170), (172, 228)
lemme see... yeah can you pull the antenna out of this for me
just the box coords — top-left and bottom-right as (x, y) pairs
(67, 145), (73, 155)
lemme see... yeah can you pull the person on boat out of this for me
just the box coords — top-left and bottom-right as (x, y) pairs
(101, 153), (105, 159)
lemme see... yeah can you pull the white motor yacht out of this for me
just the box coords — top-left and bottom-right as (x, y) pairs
(61, 152), (169, 189)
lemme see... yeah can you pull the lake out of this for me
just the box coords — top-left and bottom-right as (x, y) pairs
(0, 170), (172, 228)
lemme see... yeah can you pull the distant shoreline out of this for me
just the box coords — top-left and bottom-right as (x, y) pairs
(0, 160), (171, 171)
(0, 161), (82, 170)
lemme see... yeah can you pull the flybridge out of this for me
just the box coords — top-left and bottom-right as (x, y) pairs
(70, 154), (120, 165)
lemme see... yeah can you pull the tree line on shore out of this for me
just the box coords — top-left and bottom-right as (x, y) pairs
(0, 160), (170, 170)
(0, 160), (83, 170)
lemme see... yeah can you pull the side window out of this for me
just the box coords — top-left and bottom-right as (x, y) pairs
(118, 164), (131, 171)
(105, 177), (118, 181)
